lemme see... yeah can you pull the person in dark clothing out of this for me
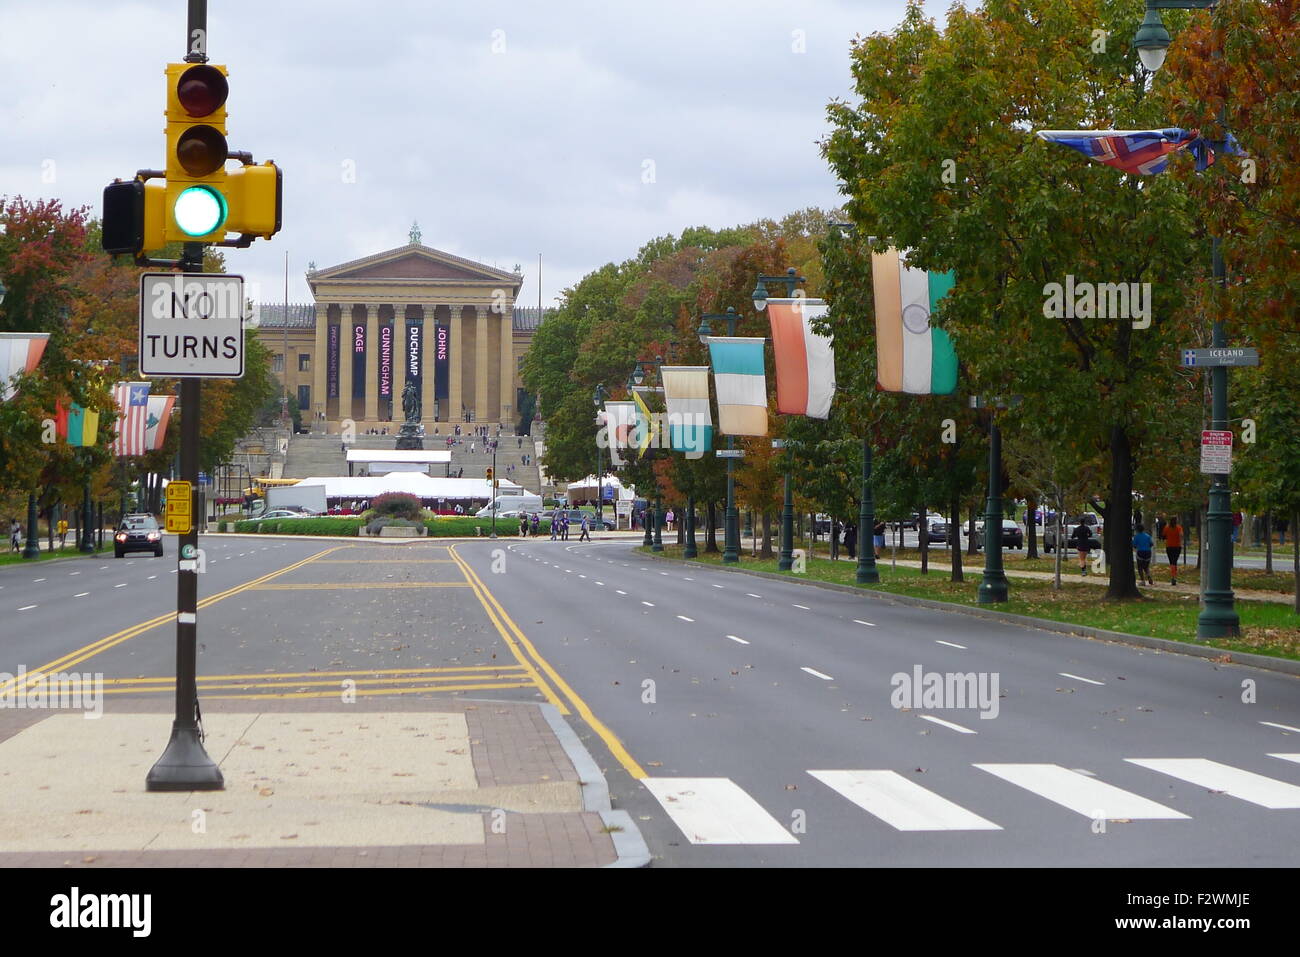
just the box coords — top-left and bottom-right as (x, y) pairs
(873, 520), (887, 558)
(1070, 520), (1093, 575)
(844, 523), (857, 559)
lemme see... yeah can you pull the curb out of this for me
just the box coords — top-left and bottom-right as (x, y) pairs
(638, 551), (1300, 680)
(538, 703), (651, 868)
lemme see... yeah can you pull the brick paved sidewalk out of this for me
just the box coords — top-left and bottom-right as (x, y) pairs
(0, 696), (642, 867)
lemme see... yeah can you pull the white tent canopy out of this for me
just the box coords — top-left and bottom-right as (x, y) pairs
(294, 472), (522, 502)
(565, 474), (633, 501)
(345, 449), (452, 464)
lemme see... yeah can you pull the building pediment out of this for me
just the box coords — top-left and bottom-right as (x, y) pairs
(310, 244), (521, 290)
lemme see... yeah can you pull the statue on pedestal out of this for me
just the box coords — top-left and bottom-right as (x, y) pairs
(396, 380), (424, 450)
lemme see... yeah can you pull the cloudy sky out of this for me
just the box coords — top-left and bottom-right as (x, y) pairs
(1, 0), (934, 308)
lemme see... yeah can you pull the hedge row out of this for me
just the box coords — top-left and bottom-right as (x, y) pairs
(231, 517), (365, 535)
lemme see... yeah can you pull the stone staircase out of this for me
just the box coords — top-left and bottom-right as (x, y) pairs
(282, 433), (348, 479)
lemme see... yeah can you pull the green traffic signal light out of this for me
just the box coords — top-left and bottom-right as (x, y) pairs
(173, 185), (228, 237)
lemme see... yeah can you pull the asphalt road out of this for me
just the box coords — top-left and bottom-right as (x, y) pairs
(456, 538), (1300, 867)
(4, 532), (1298, 867)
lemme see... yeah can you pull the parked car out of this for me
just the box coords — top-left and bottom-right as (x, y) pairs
(249, 509), (307, 521)
(926, 519), (955, 545)
(114, 514), (164, 558)
(1043, 513), (1102, 552)
(967, 519), (1025, 549)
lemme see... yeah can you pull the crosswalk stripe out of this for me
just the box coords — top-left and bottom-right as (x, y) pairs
(1269, 754), (1300, 765)
(643, 778), (798, 845)
(976, 764), (1189, 820)
(1126, 758), (1300, 809)
(809, 770), (1001, 831)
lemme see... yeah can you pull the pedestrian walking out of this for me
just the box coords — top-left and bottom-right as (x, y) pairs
(844, 523), (857, 560)
(1070, 519), (1093, 575)
(550, 515), (558, 540)
(520, 515), (528, 537)
(579, 514), (591, 542)
(530, 513), (540, 537)
(1232, 510), (1243, 545)
(57, 518), (69, 548)
(560, 515), (570, 541)
(9, 518), (21, 553)
(1162, 515), (1184, 586)
(873, 519), (887, 559)
(665, 508), (674, 532)
(1132, 524), (1155, 585)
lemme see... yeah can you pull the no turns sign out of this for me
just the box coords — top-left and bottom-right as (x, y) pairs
(139, 273), (246, 378)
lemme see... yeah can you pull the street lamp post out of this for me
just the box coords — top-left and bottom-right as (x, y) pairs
(653, 491), (664, 552)
(977, 407), (1010, 603)
(773, 439), (795, 571)
(1133, 0), (1239, 638)
(593, 384), (609, 532)
(697, 308), (742, 564)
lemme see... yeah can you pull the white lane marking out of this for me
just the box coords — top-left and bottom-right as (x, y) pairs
(710, 584), (723, 589)
(147, 575), (157, 580)
(853, 619), (876, 627)
(641, 601), (655, 607)
(977, 764), (1188, 819)
(792, 604), (810, 610)
(809, 770), (1001, 831)
(660, 572), (669, 576)
(1270, 754), (1300, 765)
(578, 574), (587, 579)
(801, 667), (834, 681)
(169, 570), (177, 574)
(683, 577), (694, 581)
(69, 572), (80, 576)
(1261, 721), (1300, 734)
(18, 605), (37, 611)
(726, 635), (750, 645)
(74, 592), (89, 598)
(640, 567), (648, 571)
(746, 593), (762, 599)
(595, 581), (604, 586)
(99, 566), (107, 570)
(616, 590), (627, 596)
(564, 569), (572, 573)
(918, 715), (976, 735)
(643, 778), (798, 845)
(114, 583), (127, 588)
(1126, 758), (1300, 809)
(936, 640), (966, 649)
(677, 615), (694, 622)
(1058, 672), (1105, 685)
(33, 578), (45, 583)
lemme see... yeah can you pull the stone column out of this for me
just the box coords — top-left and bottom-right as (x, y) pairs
(498, 305), (514, 428)
(421, 306), (436, 430)
(364, 304), (379, 426)
(312, 302), (328, 428)
(475, 306), (489, 425)
(449, 305), (465, 423)
(338, 303), (354, 429)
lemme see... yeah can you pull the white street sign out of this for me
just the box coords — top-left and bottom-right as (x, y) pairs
(139, 273), (245, 378)
(1200, 429), (1233, 475)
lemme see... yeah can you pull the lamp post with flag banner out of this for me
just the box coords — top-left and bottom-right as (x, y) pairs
(1038, 0), (1241, 636)
(593, 383), (609, 531)
(0, 277), (54, 560)
(697, 307), (746, 564)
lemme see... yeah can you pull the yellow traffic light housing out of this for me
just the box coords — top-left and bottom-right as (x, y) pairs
(224, 161), (282, 238)
(164, 62), (229, 243)
(486, 468), (494, 482)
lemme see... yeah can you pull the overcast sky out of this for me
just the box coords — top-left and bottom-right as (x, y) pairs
(1, 0), (933, 309)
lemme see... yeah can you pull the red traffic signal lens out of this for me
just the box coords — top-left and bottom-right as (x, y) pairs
(176, 125), (228, 176)
(176, 64), (228, 117)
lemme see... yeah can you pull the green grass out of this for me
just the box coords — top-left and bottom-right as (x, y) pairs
(647, 545), (1300, 662)
(0, 543), (115, 567)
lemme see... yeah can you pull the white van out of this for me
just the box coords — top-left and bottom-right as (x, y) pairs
(476, 494), (542, 519)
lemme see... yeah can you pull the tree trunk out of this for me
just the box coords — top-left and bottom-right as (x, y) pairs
(1292, 509), (1298, 615)
(918, 501), (929, 574)
(830, 520), (839, 561)
(1026, 496), (1038, 559)
(1104, 424), (1140, 599)
(950, 498), (963, 583)
(1265, 511), (1273, 573)
(1053, 510), (1063, 590)
(760, 510), (773, 559)
(705, 501), (719, 553)
(966, 503), (979, 556)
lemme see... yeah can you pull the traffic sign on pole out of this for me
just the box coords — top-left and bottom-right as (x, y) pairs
(139, 273), (245, 377)
(1181, 347), (1260, 368)
(1200, 430), (1233, 475)
(165, 480), (193, 533)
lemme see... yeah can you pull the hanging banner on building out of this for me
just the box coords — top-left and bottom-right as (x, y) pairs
(327, 323), (340, 399)
(406, 320), (422, 395)
(378, 324), (393, 399)
(352, 321), (366, 400)
(434, 322), (449, 401)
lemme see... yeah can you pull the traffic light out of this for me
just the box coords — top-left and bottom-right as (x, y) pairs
(102, 178), (167, 255)
(485, 468), (494, 482)
(164, 62), (230, 242)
